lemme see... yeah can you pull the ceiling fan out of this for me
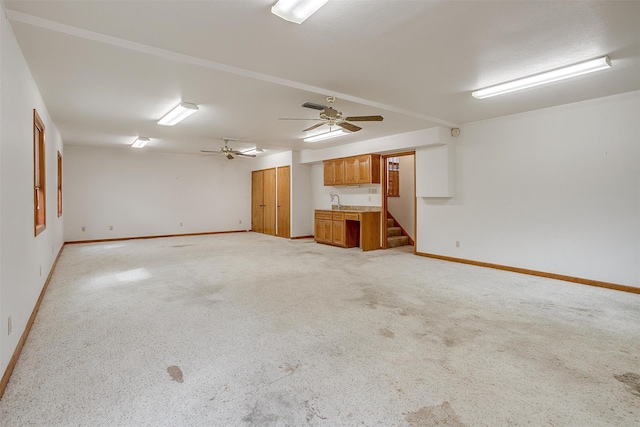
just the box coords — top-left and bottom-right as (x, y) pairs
(280, 96), (383, 133)
(200, 137), (258, 160)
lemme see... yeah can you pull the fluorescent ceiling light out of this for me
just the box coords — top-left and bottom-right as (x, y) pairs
(157, 102), (199, 126)
(472, 56), (612, 99)
(304, 128), (349, 143)
(242, 147), (264, 155)
(271, 0), (329, 24)
(131, 137), (150, 148)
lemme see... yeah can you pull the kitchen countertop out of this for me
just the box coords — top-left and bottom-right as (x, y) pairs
(326, 205), (382, 212)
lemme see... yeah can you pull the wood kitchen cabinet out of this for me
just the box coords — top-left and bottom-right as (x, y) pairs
(314, 211), (333, 244)
(323, 159), (345, 186)
(314, 209), (380, 251)
(324, 154), (380, 186)
(332, 212), (346, 247)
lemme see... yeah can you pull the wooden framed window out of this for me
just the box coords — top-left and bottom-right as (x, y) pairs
(57, 151), (62, 217)
(387, 157), (400, 197)
(34, 109), (46, 236)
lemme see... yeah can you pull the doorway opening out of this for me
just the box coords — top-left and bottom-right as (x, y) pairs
(381, 152), (415, 250)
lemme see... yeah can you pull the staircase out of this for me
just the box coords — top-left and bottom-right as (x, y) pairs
(387, 217), (409, 248)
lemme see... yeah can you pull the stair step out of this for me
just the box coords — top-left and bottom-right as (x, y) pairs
(387, 226), (402, 237)
(387, 218), (395, 227)
(387, 235), (409, 248)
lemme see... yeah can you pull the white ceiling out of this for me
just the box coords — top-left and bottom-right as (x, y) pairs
(4, 0), (639, 156)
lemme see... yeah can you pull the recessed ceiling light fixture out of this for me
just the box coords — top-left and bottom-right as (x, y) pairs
(303, 128), (350, 143)
(157, 102), (199, 126)
(131, 137), (150, 148)
(472, 56), (612, 99)
(271, 0), (329, 24)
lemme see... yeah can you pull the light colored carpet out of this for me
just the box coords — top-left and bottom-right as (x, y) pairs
(1, 232), (639, 426)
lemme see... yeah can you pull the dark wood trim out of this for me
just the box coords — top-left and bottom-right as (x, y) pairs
(291, 235), (314, 240)
(57, 151), (62, 218)
(33, 109), (46, 236)
(386, 211), (415, 246)
(0, 245), (64, 400)
(415, 251), (640, 294)
(65, 229), (248, 245)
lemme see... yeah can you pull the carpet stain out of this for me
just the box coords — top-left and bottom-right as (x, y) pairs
(444, 337), (457, 347)
(167, 365), (184, 383)
(280, 362), (301, 374)
(304, 399), (327, 421)
(615, 372), (640, 397)
(405, 401), (466, 427)
(379, 327), (395, 338)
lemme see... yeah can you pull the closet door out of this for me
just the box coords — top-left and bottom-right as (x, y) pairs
(277, 166), (290, 238)
(251, 170), (265, 233)
(263, 168), (277, 236)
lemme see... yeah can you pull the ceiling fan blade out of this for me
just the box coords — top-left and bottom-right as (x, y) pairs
(279, 118), (322, 121)
(303, 122), (326, 132)
(226, 153), (234, 159)
(344, 115), (384, 122)
(338, 122), (362, 132)
(301, 102), (327, 111)
(200, 150), (221, 153)
(234, 152), (256, 158)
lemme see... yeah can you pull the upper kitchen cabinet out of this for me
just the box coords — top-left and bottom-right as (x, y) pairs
(323, 159), (345, 186)
(324, 154), (380, 186)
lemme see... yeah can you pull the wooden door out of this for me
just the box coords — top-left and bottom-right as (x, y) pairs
(277, 166), (290, 238)
(263, 168), (276, 236)
(251, 170), (264, 233)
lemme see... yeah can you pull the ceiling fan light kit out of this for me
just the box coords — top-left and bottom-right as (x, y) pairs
(131, 137), (150, 148)
(472, 56), (611, 99)
(271, 0), (329, 24)
(282, 95), (384, 136)
(200, 138), (258, 160)
(157, 102), (199, 126)
(304, 128), (350, 143)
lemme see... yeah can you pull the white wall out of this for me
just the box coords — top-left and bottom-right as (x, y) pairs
(291, 151), (312, 237)
(387, 154), (415, 239)
(416, 92), (640, 288)
(1, 8), (65, 379)
(310, 163), (382, 211)
(64, 146), (253, 241)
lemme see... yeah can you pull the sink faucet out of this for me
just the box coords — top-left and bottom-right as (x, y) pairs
(330, 192), (342, 209)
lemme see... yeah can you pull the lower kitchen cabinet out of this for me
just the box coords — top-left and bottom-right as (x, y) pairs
(314, 210), (380, 251)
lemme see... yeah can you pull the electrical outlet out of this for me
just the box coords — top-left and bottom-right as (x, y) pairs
(180, 222), (183, 227)
(239, 220), (242, 224)
(109, 225), (113, 231)
(82, 226), (86, 232)
(456, 241), (460, 248)
(8, 316), (11, 335)
(40, 266), (42, 276)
